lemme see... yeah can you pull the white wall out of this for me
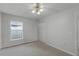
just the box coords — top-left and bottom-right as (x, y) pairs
(1, 13), (38, 48)
(38, 9), (77, 55)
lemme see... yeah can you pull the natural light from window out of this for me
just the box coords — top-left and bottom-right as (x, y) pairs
(10, 21), (23, 41)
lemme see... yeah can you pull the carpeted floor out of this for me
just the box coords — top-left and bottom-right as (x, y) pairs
(0, 41), (71, 56)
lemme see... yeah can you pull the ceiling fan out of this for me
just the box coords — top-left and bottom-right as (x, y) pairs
(32, 3), (44, 15)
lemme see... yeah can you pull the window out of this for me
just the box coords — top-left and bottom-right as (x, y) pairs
(10, 21), (23, 40)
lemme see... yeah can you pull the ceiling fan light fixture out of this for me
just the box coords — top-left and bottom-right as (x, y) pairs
(32, 10), (36, 13)
(40, 9), (43, 12)
(32, 3), (43, 15)
(37, 11), (40, 15)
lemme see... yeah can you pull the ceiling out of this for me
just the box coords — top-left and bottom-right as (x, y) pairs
(0, 3), (79, 20)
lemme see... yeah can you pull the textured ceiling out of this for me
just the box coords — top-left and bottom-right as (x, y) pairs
(0, 3), (79, 20)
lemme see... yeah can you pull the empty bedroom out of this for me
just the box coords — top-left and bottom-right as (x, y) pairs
(0, 3), (79, 56)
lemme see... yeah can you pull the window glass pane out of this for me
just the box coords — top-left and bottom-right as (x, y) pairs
(10, 21), (23, 40)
